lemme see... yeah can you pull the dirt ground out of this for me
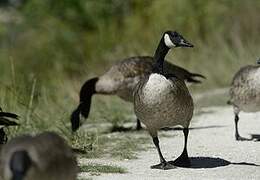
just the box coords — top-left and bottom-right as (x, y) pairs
(79, 105), (260, 180)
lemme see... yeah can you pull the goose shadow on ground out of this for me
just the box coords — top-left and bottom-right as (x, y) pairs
(109, 125), (225, 133)
(109, 125), (226, 133)
(110, 126), (134, 133)
(161, 125), (225, 131)
(169, 157), (260, 169)
(72, 148), (87, 154)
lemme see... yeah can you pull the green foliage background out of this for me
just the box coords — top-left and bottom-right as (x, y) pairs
(0, 0), (259, 137)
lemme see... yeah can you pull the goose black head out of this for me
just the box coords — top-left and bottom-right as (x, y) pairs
(163, 31), (194, 48)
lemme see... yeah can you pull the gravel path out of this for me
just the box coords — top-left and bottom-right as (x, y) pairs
(79, 106), (260, 180)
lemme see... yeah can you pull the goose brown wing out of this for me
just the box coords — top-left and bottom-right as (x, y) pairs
(164, 61), (205, 83)
(116, 56), (205, 82)
(115, 56), (153, 78)
(167, 76), (191, 95)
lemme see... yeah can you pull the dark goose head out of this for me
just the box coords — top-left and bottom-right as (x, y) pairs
(153, 31), (194, 74)
(163, 31), (194, 48)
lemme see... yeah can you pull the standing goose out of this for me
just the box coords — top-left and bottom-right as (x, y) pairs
(228, 59), (260, 141)
(134, 31), (194, 169)
(71, 56), (205, 132)
(0, 108), (19, 145)
(0, 132), (78, 180)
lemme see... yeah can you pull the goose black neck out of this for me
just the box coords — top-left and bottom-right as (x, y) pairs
(152, 37), (170, 74)
(80, 77), (98, 102)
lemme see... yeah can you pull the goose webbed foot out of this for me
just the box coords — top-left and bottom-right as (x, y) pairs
(170, 146), (191, 167)
(151, 161), (176, 170)
(151, 136), (175, 170)
(236, 134), (252, 141)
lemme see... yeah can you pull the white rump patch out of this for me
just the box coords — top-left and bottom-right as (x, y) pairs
(164, 33), (175, 48)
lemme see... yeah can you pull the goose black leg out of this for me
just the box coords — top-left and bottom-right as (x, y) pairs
(235, 114), (251, 141)
(136, 119), (142, 130)
(151, 137), (175, 170)
(171, 128), (191, 167)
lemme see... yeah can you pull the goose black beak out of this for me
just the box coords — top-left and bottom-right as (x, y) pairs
(180, 39), (194, 48)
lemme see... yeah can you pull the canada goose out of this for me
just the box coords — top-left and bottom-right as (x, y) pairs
(0, 132), (78, 180)
(134, 31), (194, 169)
(0, 108), (19, 145)
(71, 56), (205, 132)
(228, 59), (260, 141)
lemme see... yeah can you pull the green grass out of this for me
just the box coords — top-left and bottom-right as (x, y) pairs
(1, 0), (260, 91)
(87, 96), (134, 127)
(80, 163), (127, 174)
(108, 133), (149, 159)
(73, 129), (149, 160)
(1, 76), (150, 160)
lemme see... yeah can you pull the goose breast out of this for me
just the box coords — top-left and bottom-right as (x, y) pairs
(134, 74), (193, 133)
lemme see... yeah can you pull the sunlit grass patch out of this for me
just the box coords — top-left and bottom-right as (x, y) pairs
(77, 177), (92, 180)
(107, 133), (149, 159)
(73, 129), (149, 160)
(80, 163), (127, 174)
(1, 79), (150, 160)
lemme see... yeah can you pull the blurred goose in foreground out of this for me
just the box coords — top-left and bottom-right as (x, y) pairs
(134, 31), (194, 169)
(228, 59), (260, 141)
(71, 56), (205, 132)
(0, 132), (78, 180)
(0, 108), (19, 145)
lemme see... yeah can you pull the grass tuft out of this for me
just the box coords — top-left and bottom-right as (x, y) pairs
(80, 163), (127, 174)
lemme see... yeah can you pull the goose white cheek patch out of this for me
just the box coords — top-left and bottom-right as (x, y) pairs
(164, 34), (175, 48)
